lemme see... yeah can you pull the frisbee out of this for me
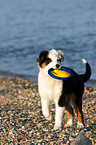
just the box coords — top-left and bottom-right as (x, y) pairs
(48, 67), (73, 80)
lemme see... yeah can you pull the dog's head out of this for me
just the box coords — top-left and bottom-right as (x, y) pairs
(37, 49), (64, 74)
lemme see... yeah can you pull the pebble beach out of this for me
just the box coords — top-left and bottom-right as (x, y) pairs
(0, 77), (96, 145)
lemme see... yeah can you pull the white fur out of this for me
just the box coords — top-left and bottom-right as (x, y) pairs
(77, 122), (84, 128)
(38, 49), (65, 130)
(82, 59), (87, 64)
(64, 118), (73, 127)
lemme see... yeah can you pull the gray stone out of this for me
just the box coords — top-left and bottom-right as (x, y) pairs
(70, 133), (92, 145)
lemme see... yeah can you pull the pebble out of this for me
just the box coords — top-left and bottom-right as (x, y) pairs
(69, 136), (75, 141)
(0, 77), (95, 144)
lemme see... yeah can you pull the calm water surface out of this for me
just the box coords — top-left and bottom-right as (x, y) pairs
(0, 0), (96, 84)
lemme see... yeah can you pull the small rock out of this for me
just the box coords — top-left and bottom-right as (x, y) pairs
(69, 136), (75, 141)
(70, 133), (92, 145)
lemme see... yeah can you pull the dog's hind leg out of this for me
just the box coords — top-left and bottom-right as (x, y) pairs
(41, 99), (52, 121)
(77, 102), (84, 128)
(64, 104), (74, 127)
(74, 96), (84, 128)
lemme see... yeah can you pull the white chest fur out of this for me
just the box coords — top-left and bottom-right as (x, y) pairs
(38, 70), (63, 103)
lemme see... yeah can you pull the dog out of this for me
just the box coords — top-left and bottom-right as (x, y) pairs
(37, 49), (91, 130)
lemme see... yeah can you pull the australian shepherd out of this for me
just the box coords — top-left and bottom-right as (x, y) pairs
(37, 49), (91, 130)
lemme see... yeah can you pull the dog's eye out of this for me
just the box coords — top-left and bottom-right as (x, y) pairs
(46, 58), (52, 65)
(57, 58), (61, 63)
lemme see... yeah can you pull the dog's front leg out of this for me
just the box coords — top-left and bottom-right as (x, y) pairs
(54, 103), (65, 130)
(41, 99), (52, 121)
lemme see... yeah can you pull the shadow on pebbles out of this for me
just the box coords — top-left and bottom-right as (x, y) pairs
(0, 77), (96, 144)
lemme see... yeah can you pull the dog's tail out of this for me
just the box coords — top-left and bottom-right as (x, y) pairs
(79, 59), (91, 83)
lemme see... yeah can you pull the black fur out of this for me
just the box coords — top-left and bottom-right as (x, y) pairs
(58, 63), (91, 107)
(58, 63), (91, 124)
(79, 62), (91, 82)
(37, 51), (52, 68)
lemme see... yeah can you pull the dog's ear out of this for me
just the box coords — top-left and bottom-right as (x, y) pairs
(37, 51), (49, 62)
(57, 50), (64, 62)
(37, 51), (49, 67)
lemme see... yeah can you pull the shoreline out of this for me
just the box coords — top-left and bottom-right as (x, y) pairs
(0, 77), (96, 144)
(0, 70), (37, 83)
(0, 70), (96, 87)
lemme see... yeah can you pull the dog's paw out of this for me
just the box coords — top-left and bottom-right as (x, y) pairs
(77, 122), (84, 129)
(45, 115), (52, 121)
(64, 119), (73, 128)
(64, 123), (73, 128)
(53, 126), (61, 130)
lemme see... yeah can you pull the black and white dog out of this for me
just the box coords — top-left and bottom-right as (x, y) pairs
(37, 49), (91, 130)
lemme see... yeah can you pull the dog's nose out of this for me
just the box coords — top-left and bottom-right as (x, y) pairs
(56, 64), (60, 69)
